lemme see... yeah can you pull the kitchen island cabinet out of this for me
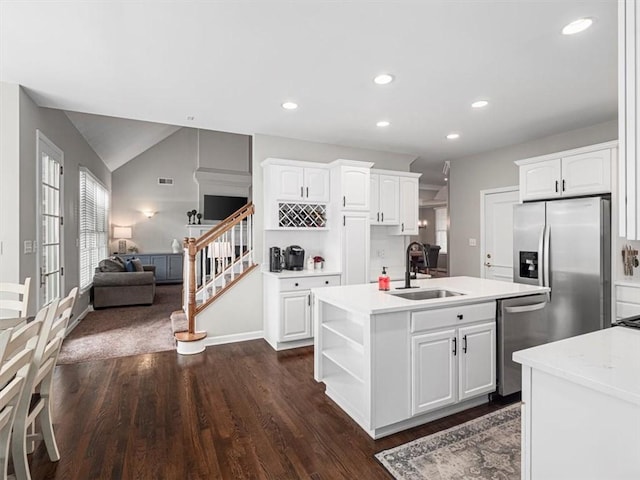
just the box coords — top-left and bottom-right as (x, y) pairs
(514, 327), (640, 480)
(312, 276), (548, 438)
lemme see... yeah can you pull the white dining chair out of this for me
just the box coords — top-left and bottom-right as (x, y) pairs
(0, 278), (31, 320)
(0, 303), (48, 480)
(11, 287), (77, 480)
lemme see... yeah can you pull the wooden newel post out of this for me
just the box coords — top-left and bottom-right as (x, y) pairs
(187, 238), (197, 335)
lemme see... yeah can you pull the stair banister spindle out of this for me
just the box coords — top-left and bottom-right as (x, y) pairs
(239, 219), (244, 266)
(231, 225), (236, 280)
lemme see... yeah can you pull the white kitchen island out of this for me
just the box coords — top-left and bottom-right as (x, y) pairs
(514, 327), (640, 480)
(312, 276), (548, 439)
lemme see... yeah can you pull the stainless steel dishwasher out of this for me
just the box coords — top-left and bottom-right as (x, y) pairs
(497, 293), (549, 396)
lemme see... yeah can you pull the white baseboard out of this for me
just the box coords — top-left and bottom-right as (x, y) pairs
(65, 305), (92, 337)
(203, 330), (263, 347)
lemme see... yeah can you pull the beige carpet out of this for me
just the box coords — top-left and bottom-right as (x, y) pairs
(58, 284), (181, 364)
(376, 404), (521, 480)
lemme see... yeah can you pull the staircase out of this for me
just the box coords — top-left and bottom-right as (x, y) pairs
(174, 202), (258, 353)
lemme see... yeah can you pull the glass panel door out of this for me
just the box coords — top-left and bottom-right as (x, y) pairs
(37, 131), (64, 307)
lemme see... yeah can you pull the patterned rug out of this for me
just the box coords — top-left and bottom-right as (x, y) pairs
(376, 404), (521, 480)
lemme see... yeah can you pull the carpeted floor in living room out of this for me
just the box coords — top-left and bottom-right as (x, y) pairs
(58, 284), (181, 364)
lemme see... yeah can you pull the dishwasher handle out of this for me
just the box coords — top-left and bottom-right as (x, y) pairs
(503, 302), (547, 314)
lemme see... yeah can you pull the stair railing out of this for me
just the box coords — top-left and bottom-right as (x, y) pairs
(176, 202), (256, 343)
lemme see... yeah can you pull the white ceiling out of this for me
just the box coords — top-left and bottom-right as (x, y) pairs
(0, 1), (618, 183)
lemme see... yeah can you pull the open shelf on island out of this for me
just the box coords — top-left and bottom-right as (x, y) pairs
(322, 347), (364, 383)
(323, 320), (364, 346)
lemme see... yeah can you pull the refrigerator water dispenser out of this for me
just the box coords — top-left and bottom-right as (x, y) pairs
(519, 251), (538, 279)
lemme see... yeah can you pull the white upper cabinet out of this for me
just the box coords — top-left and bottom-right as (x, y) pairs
(370, 173), (400, 225)
(516, 143), (616, 203)
(271, 164), (306, 201)
(561, 150), (611, 197)
(268, 163), (330, 203)
(331, 160), (372, 211)
(519, 159), (562, 201)
(304, 167), (330, 202)
(394, 176), (420, 235)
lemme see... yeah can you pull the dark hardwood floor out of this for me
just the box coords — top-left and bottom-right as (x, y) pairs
(29, 340), (513, 479)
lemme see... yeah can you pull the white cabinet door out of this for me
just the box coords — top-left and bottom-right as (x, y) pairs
(458, 321), (496, 400)
(273, 165), (304, 201)
(304, 167), (330, 202)
(280, 291), (311, 341)
(342, 212), (369, 285)
(411, 329), (457, 415)
(341, 166), (370, 211)
(520, 159), (562, 201)
(379, 175), (400, 224)
(370, 173), (380, 223)
(395, 177), (419, 235)
(561, 149), (611, 197)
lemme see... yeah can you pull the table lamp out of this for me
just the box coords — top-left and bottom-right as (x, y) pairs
(113, 226), (132, 254)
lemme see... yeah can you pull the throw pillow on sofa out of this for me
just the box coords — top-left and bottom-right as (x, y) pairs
(99, 257), (126, 272)
(127, 258), (144, 272)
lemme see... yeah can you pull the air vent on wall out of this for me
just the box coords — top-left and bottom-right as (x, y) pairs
(158, 177), (174, 186)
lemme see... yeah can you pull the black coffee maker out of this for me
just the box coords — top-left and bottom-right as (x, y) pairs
(284, 245), (305, 271)
(269, 247), (282, 272)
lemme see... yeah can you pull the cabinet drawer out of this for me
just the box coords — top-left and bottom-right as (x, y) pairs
(411, 302), (495, 333)
(616, 302), (640, 320)
(616, 286), (640, 305)
(279, 275), (341, 292)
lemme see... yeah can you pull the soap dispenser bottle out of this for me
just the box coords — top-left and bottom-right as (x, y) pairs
(378, 267), (390, 291)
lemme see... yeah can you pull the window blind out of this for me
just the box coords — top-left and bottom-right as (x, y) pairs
(79, 168), (110, 289)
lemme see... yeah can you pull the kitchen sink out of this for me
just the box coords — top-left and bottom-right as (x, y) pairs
(390, 289), (464, 301)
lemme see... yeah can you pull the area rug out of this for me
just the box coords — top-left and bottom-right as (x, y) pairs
(376, 404), (521, 480)
(58, 284), (181, 364)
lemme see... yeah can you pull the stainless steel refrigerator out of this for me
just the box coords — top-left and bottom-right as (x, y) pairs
(513, 196), (611, 340)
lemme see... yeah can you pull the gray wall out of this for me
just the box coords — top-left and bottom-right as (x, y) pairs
(449, 119), (618, 277)
(111, 128), (251, 253)
(0, 83), (21, 284)
(17, 88), (111, 316)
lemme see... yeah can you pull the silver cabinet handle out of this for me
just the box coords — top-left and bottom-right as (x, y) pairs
(343, 196), (346, 207)
(300, 186), (304, 198)
(377, 212), (380, 222)
(504, 302), (547, 314)
(306, 187), (309, 197)
(381, 212), (384, 222)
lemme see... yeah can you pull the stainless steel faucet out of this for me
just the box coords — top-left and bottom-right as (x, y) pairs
(399, 242), (427, 289)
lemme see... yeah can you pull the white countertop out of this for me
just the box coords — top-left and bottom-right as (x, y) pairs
(262, 267), (342, 279)
(513, 327), (640, 406)
(311, 276), (549, 315)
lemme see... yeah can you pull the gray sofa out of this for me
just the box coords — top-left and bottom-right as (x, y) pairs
(92, 258), (156, 308)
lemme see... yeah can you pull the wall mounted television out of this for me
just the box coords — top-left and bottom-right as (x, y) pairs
(203, 195), (248, 221)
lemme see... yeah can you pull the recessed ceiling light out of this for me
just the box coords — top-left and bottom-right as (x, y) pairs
(562, 18), (593, 35)
(282, 102), (298, 110)
(376, 120), (391, 127)
(471, 100), (489, 108)
(444, 177), (448, 181)
(374, 74), (394, 85)
(446, 133), (460, 140)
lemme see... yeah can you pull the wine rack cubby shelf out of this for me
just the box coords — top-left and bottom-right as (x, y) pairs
(278, 203), (327, 228)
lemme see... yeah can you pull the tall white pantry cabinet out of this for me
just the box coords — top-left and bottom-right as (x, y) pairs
(619, 0), (640, 240)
